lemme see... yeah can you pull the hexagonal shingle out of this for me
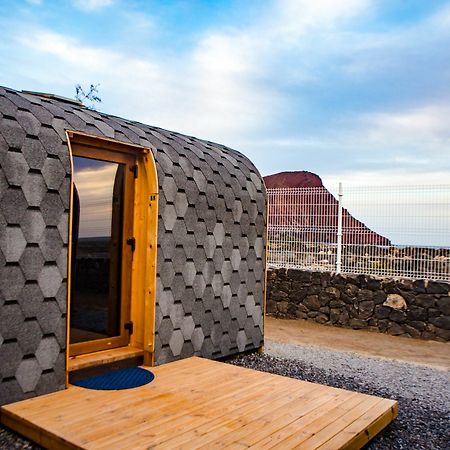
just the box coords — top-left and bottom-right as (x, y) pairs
(182, 261), (196, 287)
(192, 274), (206, 299)
(213, 223), (225, 247)
(157, 317), (173, 346)
(40, 192), (65, 226)
(169, 329), (184, 357)
(57, 212), (69, 244)
(0, 341), (23, 378)
(15, 358), (42, 393)
(158, 261), (175, 289)
(232, 200), (243, 222)
(162, 204), (177, 231)
(210, 323), (223, 347)
(237, 305), (248, 328)
(1, 117), (26, 149)
(35, 336), (61, 370)
(231, 249), (241, 271)
(162, 176), (177, 203)
(254, 237), (264, 259)
(3, 152), (28, 187)
(17, 319), (43, 355)
(38, 265), (63, 298)
(41, 158), (66, 190)
(213, 248), (225, 272)
(184, 180), (199, 206)
(0, 265), (25, 301)
(16, 110), (41, 136)
(37, 125), (63, 157)
(1, 188), (28, 224)
(221, 285), (232, 309)
(191, 300), (205, 326)
(245, 295), (256, 315)
(193, 169), (207, 192)
(205, 184), (218, 208)
(21, 172), (47, 207)
(252, 305), (263, 327)
(0, 303), (25, 340)
(21, 210), (46, 243)
(212, 273), (224, 297)
(172, 220), (188, 246)
(169, 302), (184, 329)
(21, 137), (46, 170)
(191, 327), (204, 352)
(19, 246), (45, 280)
(171, 247), (187, 274)
(221, 261), (233, 284)
(204, 234), (216, 259)
(36, 300), (64, 336)
(18, 283), (44, 318)
(39, 227), (64, 262)
(0, 226), (26, 262)
(174, 192), (188, 217)
(181, 316), (195, 340)
(219, 307), (232, 331)
(220, 334), (232, 356)
(236, 330), (247, 352)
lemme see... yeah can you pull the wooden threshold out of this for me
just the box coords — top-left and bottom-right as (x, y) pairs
(1, 357), (397, 450)
(68, 346), (144, 372)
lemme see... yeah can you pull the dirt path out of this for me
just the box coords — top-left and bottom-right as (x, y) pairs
(265, 316), (450, 370)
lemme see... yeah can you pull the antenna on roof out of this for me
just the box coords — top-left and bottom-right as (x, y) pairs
(75, 83), (102, 110)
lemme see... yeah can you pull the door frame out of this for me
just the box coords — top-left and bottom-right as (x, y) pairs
(66, 131), (159, 373)
(69, 148), (136, 357)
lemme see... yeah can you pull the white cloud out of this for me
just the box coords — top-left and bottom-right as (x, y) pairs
(323, 170), (450, 189)
(6, 0), (450, 188)
(72, 0), (114, 12)
(359, 105), (450, 151)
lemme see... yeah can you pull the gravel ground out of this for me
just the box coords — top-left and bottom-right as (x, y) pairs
(228, 341), (450, 450)
(1, 341), (449, 449)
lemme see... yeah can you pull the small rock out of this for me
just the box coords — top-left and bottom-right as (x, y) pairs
(349, 318), (367, 329)
(387, 323), (404, 336)
(429, 316), (450, 330)
(415, 294), (435, 309)
(436, 297), (450, 315)
(304, 295), (320, 311)
(383, 294), (407, 310)
(277, 301), (289, 314)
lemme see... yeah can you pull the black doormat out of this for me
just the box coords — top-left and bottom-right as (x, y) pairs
(72, 367), (155, 390)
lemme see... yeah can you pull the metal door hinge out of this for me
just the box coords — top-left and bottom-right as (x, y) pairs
(124, 321), (134, 335)
(127, 237), (136, 252)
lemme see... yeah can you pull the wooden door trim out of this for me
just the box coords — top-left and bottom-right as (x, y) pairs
(65, 131), (159, 380)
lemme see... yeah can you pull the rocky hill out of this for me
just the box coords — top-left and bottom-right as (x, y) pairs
(264, 171), (391, 246)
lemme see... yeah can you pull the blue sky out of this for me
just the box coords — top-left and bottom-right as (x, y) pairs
(1, 0), (449, 190)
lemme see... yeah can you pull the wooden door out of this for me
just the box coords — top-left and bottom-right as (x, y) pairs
(69, 148), (136, 356)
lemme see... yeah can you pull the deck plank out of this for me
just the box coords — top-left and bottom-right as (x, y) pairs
(0, 357), (397, 450)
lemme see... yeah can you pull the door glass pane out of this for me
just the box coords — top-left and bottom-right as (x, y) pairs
(70, 156), (124, 344)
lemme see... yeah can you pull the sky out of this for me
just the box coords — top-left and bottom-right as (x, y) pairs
(1, 0), (449, 187)
(0, 0), (449, 245)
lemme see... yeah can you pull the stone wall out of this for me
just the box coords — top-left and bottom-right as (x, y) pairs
(266, 269), (450, 342)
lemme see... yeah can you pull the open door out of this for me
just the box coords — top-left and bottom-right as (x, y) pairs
(69, 149), (136, 356)
(66, 131), (159, 369)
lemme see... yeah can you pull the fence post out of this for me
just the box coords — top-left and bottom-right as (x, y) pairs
(336, 182), (343, 273)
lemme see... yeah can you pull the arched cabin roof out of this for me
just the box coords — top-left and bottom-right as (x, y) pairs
(0, 85), (266, 376)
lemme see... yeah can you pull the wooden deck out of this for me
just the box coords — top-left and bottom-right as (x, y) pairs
(0, 357), (397, 449)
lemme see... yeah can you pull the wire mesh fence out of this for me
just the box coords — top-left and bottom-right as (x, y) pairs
(267, 185), (450, 281)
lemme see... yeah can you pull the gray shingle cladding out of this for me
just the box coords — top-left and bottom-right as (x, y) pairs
(0, 86), (266, 405)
